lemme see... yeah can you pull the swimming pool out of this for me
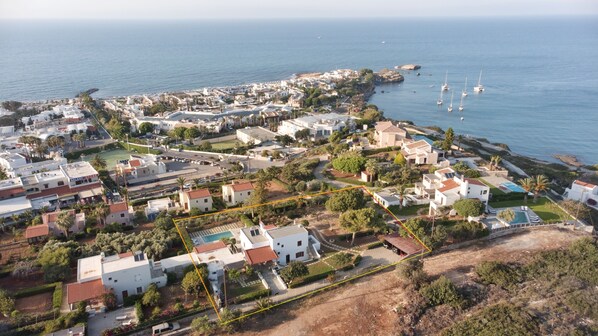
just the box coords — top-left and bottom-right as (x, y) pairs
(509, 211), (529, 225)
(202, 231), (233, 243)
(501, 182), (526, 193)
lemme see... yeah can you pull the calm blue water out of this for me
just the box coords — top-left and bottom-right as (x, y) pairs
(510, 211), (529, 225)
(1, 18), (597, 163)
(203, 231), (233, 243)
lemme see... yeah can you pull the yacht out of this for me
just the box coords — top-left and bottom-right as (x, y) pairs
(447, 91), (454, 112)
(436, 86), (444, 106)
(441, 71), (449, 91)
(458, 92), (465, 111)
(473, 70), (485, 93)
(462, 77), (468, 97)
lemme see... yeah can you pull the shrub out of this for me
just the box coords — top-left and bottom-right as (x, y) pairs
(475, 261), (522, 289)
(102, 293), (118, 310)
(52, 282), (63, 310)
(233, 288), (271, 304)
(366, 241), (384, 249)
(14, 282), (57, 298)
(566, 290), (598, 320)
(288, 270), (335, 288)
(452, 199), (484, 217)
(280, 261), (309, 283)
(239, 214), (256, 227)
(134, 301), (144, 322)
(497, 209), (516, 223)
(0, 289), (15, 316)
(123, 294), (142, 307)
(443, 303), (538, 336)
(397, 258), (428, 289)
(419, 275), (462, 308)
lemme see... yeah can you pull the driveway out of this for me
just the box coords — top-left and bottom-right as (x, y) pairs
(87, 306), (137, 336)
(313, 155), (352, 189)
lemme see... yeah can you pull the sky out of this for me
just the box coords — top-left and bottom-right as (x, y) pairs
(1, 0), (597, 20)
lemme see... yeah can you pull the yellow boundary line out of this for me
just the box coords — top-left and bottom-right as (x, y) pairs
(173, 185), (431, 324)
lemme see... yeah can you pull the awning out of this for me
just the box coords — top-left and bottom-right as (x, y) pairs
(78, 187), (103, 199)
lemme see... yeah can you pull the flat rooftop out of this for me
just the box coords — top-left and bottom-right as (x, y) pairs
(241, 227), (268, 245)
(266, 225), (307, 239)
(60, 161), (98, 179)
(0, 177), (24, 190)
(77, 255), (102, 282)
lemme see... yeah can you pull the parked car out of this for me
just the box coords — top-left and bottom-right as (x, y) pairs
(152, 322), (180, 335)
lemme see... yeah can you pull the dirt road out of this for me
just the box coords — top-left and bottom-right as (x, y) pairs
(235, 227), (586, 336)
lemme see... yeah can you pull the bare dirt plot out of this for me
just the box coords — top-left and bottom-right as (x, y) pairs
(235, 227), (587, 336)
(14, 292), (53, 314)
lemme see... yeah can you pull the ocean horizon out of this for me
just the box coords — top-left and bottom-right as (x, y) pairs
(1, 17), (597, 163)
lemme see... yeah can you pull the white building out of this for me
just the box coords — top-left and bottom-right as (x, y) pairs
(179, 188), (213, 212)
(564, 180), (598, 210)
(401, 139), (441, 165)
(0, 154), (67, 178)
(236, 126), (278, 145)
(415, 167), (458, 200)
(429, 175), (490, 215)
(372, 190), (403, 208)
(67, 251), (167, 308)
(145, 197), (179, 220)
(239, 222), (319, 266)
(222, 182), (254, 206)
(116, 155), (166, 180)
(278, 113), (353, 139)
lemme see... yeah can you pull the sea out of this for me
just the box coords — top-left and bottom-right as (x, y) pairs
(1, 18), (597, 164)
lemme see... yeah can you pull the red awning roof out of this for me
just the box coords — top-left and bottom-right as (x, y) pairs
(383, 234), (425, 255)
(244, 246), (278, 265)
(67, 279), (107, 304)
(25, 224), (49, 239)
(194, 241), (227, 254)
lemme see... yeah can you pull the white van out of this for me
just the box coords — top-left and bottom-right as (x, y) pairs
(152, 322), (181, 335)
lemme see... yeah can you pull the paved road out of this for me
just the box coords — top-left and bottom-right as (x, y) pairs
(313, 155), (352, 189)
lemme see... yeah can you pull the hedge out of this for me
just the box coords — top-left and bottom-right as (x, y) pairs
(14, 282), (59, 298)
(123, 294), (143, 307)
(366, 241), (384, 249)
(289, 270), (335, 289)
(233, 288), (271, 304)
(52, 282), (63, 309)
(490, 192), (526, 202)
(239, 214), (256, 227)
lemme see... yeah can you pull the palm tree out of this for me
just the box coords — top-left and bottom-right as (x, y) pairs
(193, 178), (201, 190)
(55, 211), (75, 238)
(520, 177), (535, 204)
(533, 175), (549, 203)
(364, 159), (379, 181)
(396, 184), (406, 209)
(457, 135), (463, 151)
(490, 155), (502, 171)
(90, 155), (107, 171)
(176, 177), (187, 191)
(94, 203), (109, 226)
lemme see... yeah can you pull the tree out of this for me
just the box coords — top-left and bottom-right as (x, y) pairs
(102, 293), (117, 310)
(185, 127), (201, 140)
(419, 275), (462, 308)
(193, 178), (202, 190)
(520, 177), (534, 204)
(397, 258), (428, 289)
(339, 208), (385, 245)
(0, 289), (15, 317)
(364, 159), (379, 179)
(142, 284), (161, 307)
(181, 267), (208, 296)
(275, 135), (294, 147)
(533, 175), (549, 203)
(442, 127), (454, 151)
(38, 245), (72, 282)
(328, 131), (343, 144)
(198, 141), (212, 151)
(490, 155), (502, 170)
(362, 108), (382, 122)
(90, 154), (107, 171)
(325, 189), (365, 212)
(191, 315), (216, 336)
(394, 152), (407, 166)
(498, 209), (515, 223)
(280, 261), (309, 283)
(176, 177), (187, 191)
(294, 129), (311, 140)
(332, 152), (367, 174)
(55, 211), (75, 238)
(93, 203), (109, 225)
(138, 122), (154, 134)
(452, 199), (485, 217)
(0, 166), (7, 180)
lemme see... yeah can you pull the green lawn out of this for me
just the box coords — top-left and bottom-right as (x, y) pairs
(82, 149), (130, 168)
(227, 282), (264, 298)
(388, 204), (428, 216)
(210, 140), (239, 150)
(489, 197), (572, 223)
(308, 261), (334, 276)
(479, 178), (505, 195)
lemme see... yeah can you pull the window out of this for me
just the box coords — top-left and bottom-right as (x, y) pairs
(136, 287), (142, 294)
(281, 245), (284, 248)
(58, 181), (64, 186)
(114, 280), (118, 283)
(120, 214), (125, 217)
(295, 252), (304, 258)
(204, 198), (208, 203)
(205, 207), (208, 211)
(297, 240), (302, 247)
(247, 191), (251, 196)
(108, 277), (112, 281)
(43, 184), (49, 189)
(483, 190), (488, 195)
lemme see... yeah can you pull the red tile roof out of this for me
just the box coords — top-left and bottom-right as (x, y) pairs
(438, 179), (460, 192)
(129, 159), (141, 167)
(43, 210), (75, 225)
(187, 188), (211, 199)
(465, 178), (487, 187)
(67, 279), (107, 304)
(118, 252), (133, 258)
(0, 187), (25, 199)
(25, 224), (49, 239)
(194, 241), (227, 254)
(231, 182), (254, 192)
(109, 202), (128, 213)
(383, 234), (425, 255)
(244, 246), (278, 265)
(26, 182), (102, 200)
(574, 180), (597, 188)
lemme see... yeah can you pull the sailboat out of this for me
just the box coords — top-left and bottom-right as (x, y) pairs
(458, 92), (465, 111)
(436, 85), (443, 106)
(441, 71), (449, 91)
(447, 91), (454, 112)
(462, 77), (468, 97)
(474, 70), (485, 93)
